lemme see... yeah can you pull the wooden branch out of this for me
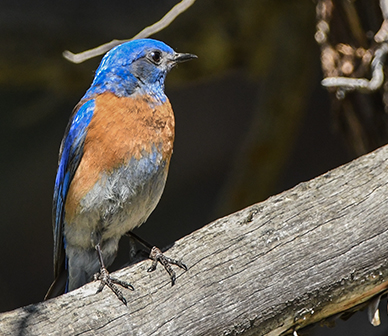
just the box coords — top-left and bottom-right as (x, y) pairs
(2, 145), (388, 335)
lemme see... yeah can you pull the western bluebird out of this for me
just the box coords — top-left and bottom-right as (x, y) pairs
(45, 39), (197, 304)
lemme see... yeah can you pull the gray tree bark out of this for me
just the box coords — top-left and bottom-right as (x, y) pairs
(1, 145), (388, 335)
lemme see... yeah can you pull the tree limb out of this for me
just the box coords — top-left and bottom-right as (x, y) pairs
(2, 145), (388, 335)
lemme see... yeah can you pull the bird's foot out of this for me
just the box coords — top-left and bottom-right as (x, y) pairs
(94, 266), (134, 305)
(148, 246), (187, 285)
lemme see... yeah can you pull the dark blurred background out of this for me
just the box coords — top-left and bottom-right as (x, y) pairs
(1, 0), (387, 335)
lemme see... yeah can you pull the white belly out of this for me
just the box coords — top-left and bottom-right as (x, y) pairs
(64, 148), (169, 249)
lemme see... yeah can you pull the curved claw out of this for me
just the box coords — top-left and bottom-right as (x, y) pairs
(148, 246), (187, 286)
(94, 267), (134, 305)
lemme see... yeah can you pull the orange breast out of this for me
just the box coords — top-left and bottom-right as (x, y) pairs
(64, 92), (175, 221)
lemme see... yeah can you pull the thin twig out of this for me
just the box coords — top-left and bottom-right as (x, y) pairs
(321, 43), (388, 93)
(63, 0), (196, 64)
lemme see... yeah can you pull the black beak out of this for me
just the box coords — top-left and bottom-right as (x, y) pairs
(172, 52), (198, 63)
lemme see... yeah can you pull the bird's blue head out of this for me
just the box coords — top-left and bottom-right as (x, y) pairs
(83, 39), (196, 101)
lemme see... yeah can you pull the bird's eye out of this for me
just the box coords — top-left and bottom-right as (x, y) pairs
(149, 51), (162, 64)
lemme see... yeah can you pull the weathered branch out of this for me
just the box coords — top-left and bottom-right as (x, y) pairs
(63, 0), (196, 63)
(319, 0), (388, 95)
(321, 43), (388, 94)
(2, 145), (388, 335)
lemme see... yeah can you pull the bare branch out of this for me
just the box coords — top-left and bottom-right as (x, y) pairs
(318, 1), (388, 98)
(321, 43), (388, 96)
(62, 39), (124, 64)
(131, 0), (196, 40)
(63, 0), (196, 64)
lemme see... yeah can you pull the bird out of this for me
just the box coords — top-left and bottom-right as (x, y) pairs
(44, 38), (197, 304)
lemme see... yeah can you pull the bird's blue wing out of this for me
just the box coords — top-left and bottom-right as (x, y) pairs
(52, 99), (95, 280)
